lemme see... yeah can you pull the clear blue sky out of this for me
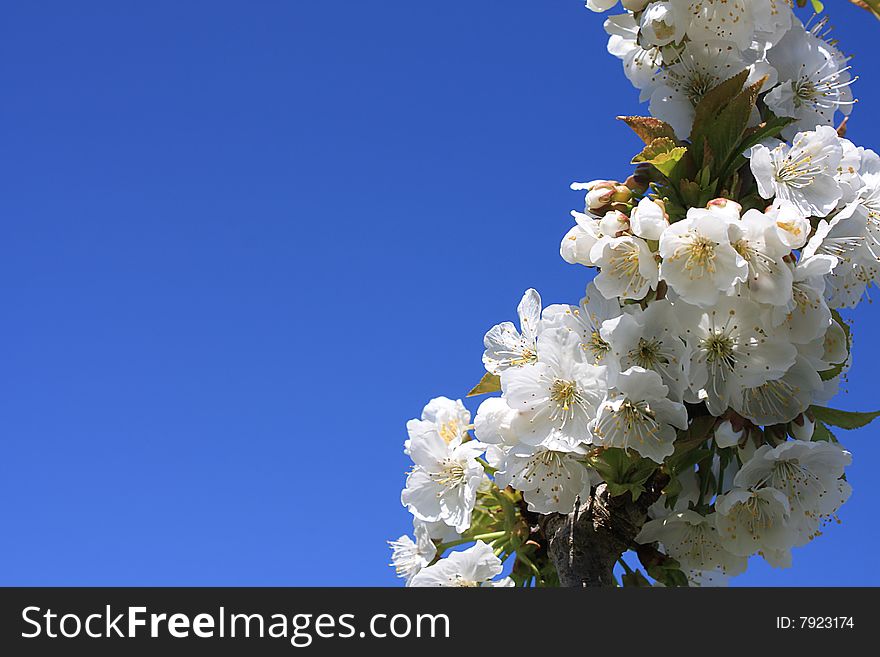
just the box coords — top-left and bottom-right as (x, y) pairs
(1, 1), (878, 586)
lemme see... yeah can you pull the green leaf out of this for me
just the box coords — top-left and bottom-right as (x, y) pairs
(739, 111), (794, 152)
(467, 371), (501, 397)
(647, 564), (689, 587)
(668, 448), (712, 476)
(617, 115), (677, 144)
(635, 544), (689, 587)
(632, 138), (688, 178)
(690, 72), (767, 180)
(811, 421), (837, 443)
(621, 569), (653, 587)
(662, 475), (683, 501)
(719, 111), (794, 183)
(819, 367), (844, 382)
(591, 448), (658, 502)
(690, 70), (749, 166)
(673, 415), (716, 454)
(810, 406), (880, 430)
(679, 179), (701, 208)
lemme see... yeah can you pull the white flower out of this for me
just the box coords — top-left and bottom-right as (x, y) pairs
(589, 0), (651, 12)
(753, 0), (794, 48)
(836, 139), (865, 204)
(561, 212), (604, 267)
(590, 367), (688, 463)
(482, 289), (542, 374)
(473, 397), (520, 446)
(770, 254), (836, 345)
(658, 207), (749, 307)
(811, 318), (849, 372)
(648, 42), (752, 139)
(420, 519), (461, 543)
(765, 21), (854, 139)
(766, 200), (811, 250)
(591, 235), (659, 300)
(636, 510), (747, 582)
(409, 541), (512, 587)
(502, 328), (607, 448)
(714, 487), (796, 556)
(605, 13), (663, 94)
(586, 0), (621, 12)
(803, 204), (865, 266)
(677, 296), (797, 417)
(601, 300), (690, 400)
(572, 180), (630, 212)
(639, 2), (687, 47)
(761, 547), (793, 569)
(790, 414), (815, 442)
(541, 282), (623, 367)
(731, 356), (823, 426)
(729, 207), (794, 307)
(748, 126), (844, 218)
(734, 441), (852, 546)
(389, 521), (437, 585)
(825, 260), (878, 309)
(848, 148), (880, 258)
(810, 199), (878, 309)
(629, 198), (669, 241)
(494, 439), (596, 515)
(401, 429), (486, 533)
(683, 0), (756, 51)
(405, 397), (471, 454)
(714, 419), (743, 448)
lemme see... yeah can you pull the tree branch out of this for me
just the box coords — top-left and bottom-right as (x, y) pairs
(539, 477), (666, 587)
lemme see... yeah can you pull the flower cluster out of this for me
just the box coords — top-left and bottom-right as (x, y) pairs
(596, 0), (853, 140)
(390, 1), (879, 587)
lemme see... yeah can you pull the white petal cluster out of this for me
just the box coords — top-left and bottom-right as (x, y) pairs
(409, 541), (513, 587)
(391, 2), (872, 588)
(601, 1), (855, 140)
(401, 397), (486, 534)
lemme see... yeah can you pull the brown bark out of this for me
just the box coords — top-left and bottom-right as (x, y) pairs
(539, 480), (665, 587)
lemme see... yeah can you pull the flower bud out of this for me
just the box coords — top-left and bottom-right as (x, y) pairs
(639, 2), (685, 47)
(707, 197), (742, 212)
(611, 184), (633, 204)
(630, 197), (669, 241)
(714, 419), (744, 448)
(767, 201), (811, 250)
(625, 172), (650, 195)
(585, 0), (620, 12)
(599, 209), (630, 236)
(737, 434), (758, 463)
(790, 413), (815, 442)
(586, 182), (617, 211)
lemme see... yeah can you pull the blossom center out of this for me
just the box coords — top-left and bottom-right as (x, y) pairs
(682, 70), (717, 106)
(585, 330), (611, 363)
(773, 152), (824, 189)
(449, 575), (479, 587)
(550, 379), (580, 411)
(703, 332), (736, 371)
(630, 337), (667, 369)
(510, 346), (538, 367)
(673, 233), (717, 277)
(431, 460), (466, 488)
(735, 496), (777, 534)
(438, 419), (462, 444)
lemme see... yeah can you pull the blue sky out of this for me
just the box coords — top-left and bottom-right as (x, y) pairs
(1, 1), (878, 586)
